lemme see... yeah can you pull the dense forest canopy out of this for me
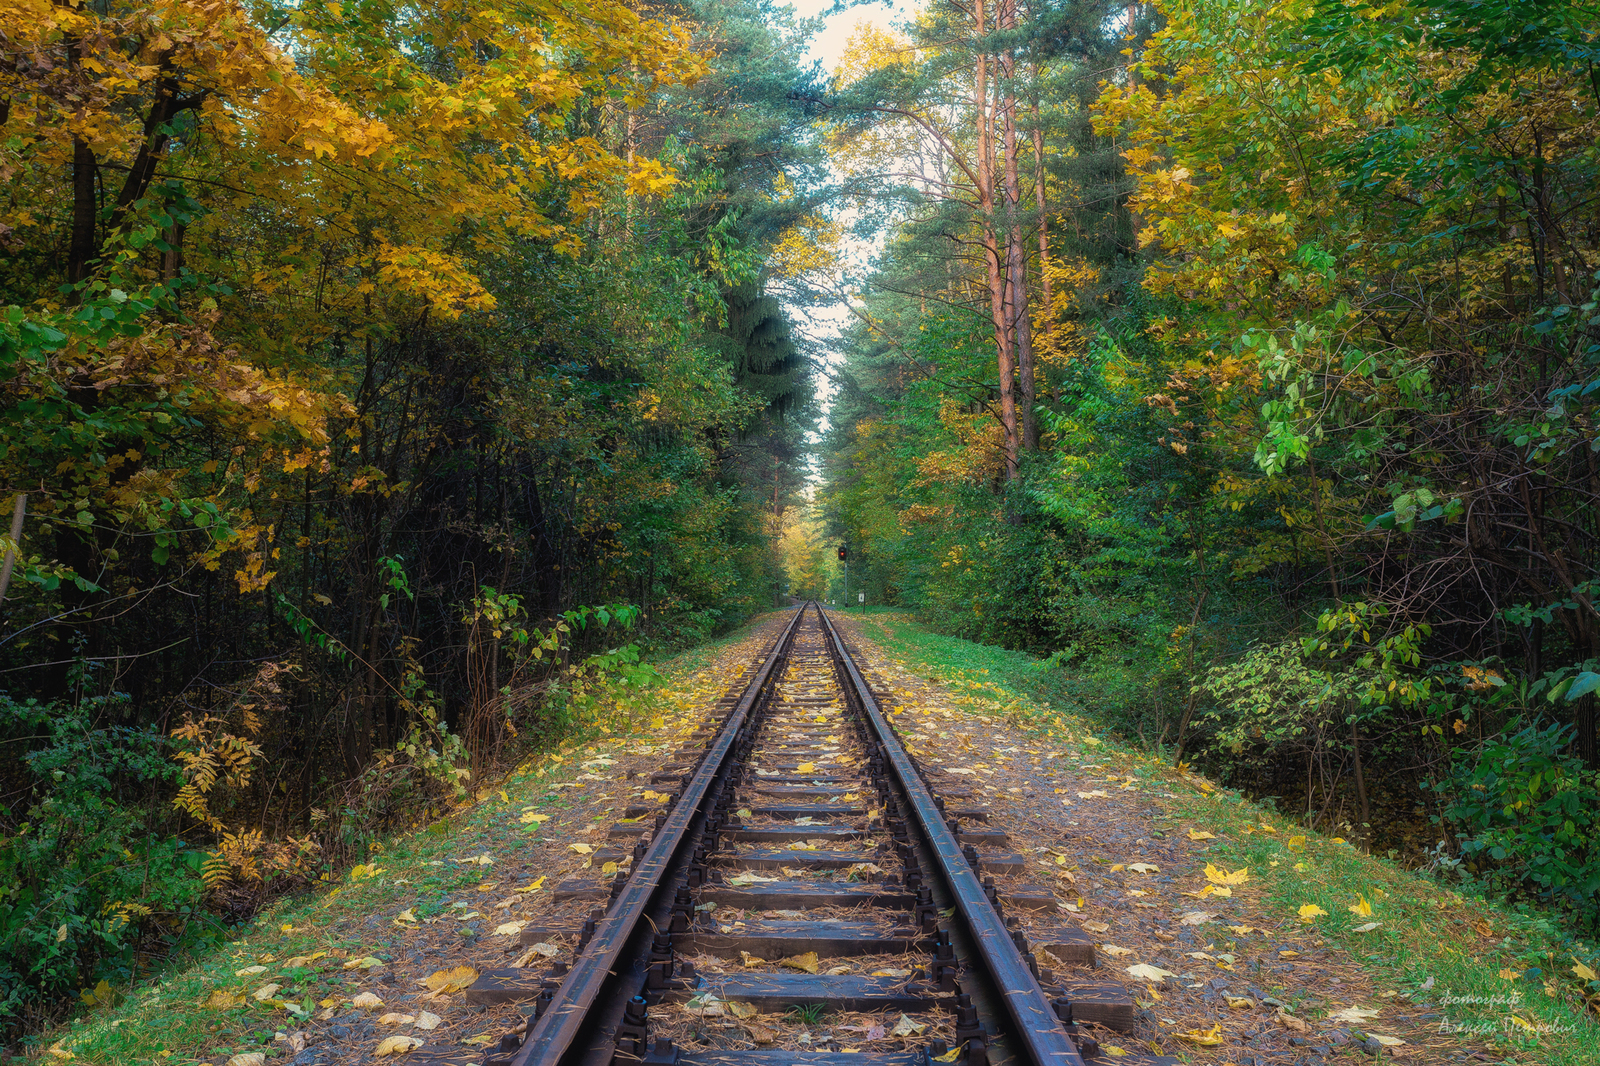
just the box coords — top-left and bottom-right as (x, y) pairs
(804, 0), (1600, 927)
(1, 0), (1598, 1039)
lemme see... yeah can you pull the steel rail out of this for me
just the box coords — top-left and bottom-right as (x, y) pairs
(512, 605), (807, 1066)
(817, 606), (1087, 1066)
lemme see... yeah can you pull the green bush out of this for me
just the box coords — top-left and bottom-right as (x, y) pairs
(0, 694), (212, 1031)
(1437, 721), (1600, 927)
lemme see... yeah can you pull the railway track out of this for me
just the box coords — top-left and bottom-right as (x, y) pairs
(426, 604), (1174, 1066)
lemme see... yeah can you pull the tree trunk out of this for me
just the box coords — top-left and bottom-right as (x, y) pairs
(974, 0), (1019, 480)
(1030, 81), (1051, 321)
(1350, 716), (1370, 827)
(1000, 0), (1037, 453)
(68, 137), (98, 289)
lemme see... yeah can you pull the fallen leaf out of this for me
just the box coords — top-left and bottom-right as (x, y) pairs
(739, 951), (766, 967)
(520, 812), (549, 824)
(1187, 829), (1215, 841)
(235, 966), (267, 977)
(1349, 895), (1374, 917)
(779, 952), (820, 974)
(1287, 835), (1306, 849)
(1082, 920), (1110, 933)
(1297, 903), (1328, 920)
(1330, 1006), (1381, 1023)
(727, 1001), (759, 1019)
(1572, 960), (1598, 982)
(283, 952), (327, 968)
(227, 1056), (266, 1066)
(456, 854), (494, 865)
(1368, 1034), (1406, 1047)
(523, 876), (546, 892)
(890, 1014), (927, 1037)
(872, 968), (912, 977)
(569, 843), (594, 855)
(352, 992), (385, 1010)
(415, 1012), (442, 1031)
(1277, 1008), (1308, 1032)
(252, 983), (282, 1001)
(422, 966), (478, 994)
(796, 761), (816, 773)
(1178, 911), (1218, 925)
(1174, 1023), (1225, 1046)
(343, 956), (384, 970)
(377, 1013), (416, 1026)
(1077, 790), (1110, 798)
(1226, 925), (1255, 935)
(1127, 862), (1159, 874)
(1225, 995), (1254, 1009)
(1204, 863), (1249, 886)
(528, 942), (560, 958)
(749, 1025), (777, 1045)
(493, 921), (527, 937)
(1126, 963), (1178, 981)
(1352, 921), (1383, 933)
(463, 1034), (496, 1046)
(1101, 945), (1134, 957)
(1101, 1045), (1129, 1057)
(374, 1035), (423, 1056)
(203, 990), (245, 1010)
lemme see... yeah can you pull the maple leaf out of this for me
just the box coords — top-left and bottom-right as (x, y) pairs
(1204, 863), (1249, 885)
(1298, 903), (1328, 920)
(1349, 894), (1373, 917)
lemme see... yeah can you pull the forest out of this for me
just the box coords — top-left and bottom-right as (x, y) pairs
(1, 0), (1597, 1043)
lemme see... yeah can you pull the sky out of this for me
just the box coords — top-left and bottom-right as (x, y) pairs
(788, 0), (903, 71)
(779, 0), (906, 449)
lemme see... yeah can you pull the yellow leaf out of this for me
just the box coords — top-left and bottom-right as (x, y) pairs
(1573, 960), (1598, 982)
(520, 812), (549, 824)
(1101, 1046), (1129, 1057)
(422, 966), (478, 994)
(1497, 969), (1520, 980)
(203, 990), (245, 1010)
(1187, 829), (1215, 840)
(1288, 835), (1306, 849)
(739, 951), (765, 967)
(524, 876), (546, 891)
(1175, 1023), (1225, 1046)
(1349, 895), (1373, 917)
(569, 843), (593, 855)
(497, 790), (509, 803)
(796, 761), (816, 774)
(779, 952), (820, 974)
(601, 862), (619, 876)
(343, 956), (384, 969)
(463, 1033), (496, 1046)
(1297, 903), (1328, 920)
(351, 992), (385, 1010)
(1204, 863), (1249, 885)
(374, 1035), (422, 1056)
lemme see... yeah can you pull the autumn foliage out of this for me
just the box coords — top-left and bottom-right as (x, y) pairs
(0, 0), (818, 1030)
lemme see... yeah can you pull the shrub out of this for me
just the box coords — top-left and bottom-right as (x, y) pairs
(0, 694), (212, 1032)
(1437, 721), (1600, 927)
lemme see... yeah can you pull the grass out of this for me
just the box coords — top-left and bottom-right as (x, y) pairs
(35, 612), (782, 1065)
(847, 610), (1600, 1066)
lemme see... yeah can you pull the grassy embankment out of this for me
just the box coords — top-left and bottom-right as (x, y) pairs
(36, 615), (783, 1065)
(849, 609), (1600, 1066)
